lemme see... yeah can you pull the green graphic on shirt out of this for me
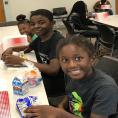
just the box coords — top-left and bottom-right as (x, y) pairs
(70, 91), (83, 118)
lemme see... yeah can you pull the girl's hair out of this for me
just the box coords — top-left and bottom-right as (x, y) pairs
(16, 14), (30, 25)
(67, 1), (87, 21)
(56, 35), (95, 58)
(30, 9), (53, 21)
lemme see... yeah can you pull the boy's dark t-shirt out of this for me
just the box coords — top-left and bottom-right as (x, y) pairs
(29, 30), (65, 97)
(65, 68), (118, 117)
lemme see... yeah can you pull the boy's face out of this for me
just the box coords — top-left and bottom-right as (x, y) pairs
(30, 15), (54, 37)
(59, 44), (94, 80)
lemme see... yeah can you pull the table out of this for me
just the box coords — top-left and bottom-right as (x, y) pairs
(90, 15), (118, 29)
(0, 52), (49, 118)
(90, 15), (118, 56)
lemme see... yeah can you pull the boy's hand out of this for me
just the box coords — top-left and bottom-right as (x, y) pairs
(2, 47), (13, 60)
(4, 55), (23, 65)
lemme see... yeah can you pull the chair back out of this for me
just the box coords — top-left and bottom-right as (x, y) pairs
(95, 56), (118, 85)
(97, 25), (115, 47)
(109, 112), (118, 118)
(62, 19), (75, 34)
(53, 7), (67, 16)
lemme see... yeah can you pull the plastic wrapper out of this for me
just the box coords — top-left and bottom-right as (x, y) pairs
(12, 73), (29, 95)
(16, 96), (39, 118)
(23, 61), (42, 87)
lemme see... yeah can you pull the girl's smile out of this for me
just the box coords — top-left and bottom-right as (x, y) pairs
(59, 44), (94, 80)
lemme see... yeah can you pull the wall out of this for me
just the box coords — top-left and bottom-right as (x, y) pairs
(4, 0), (115, 21)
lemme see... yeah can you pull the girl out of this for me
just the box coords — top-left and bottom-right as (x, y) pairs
(24, 35), (118, 118)
(16, 14), (37, 43)
(56, 35), (118, 118)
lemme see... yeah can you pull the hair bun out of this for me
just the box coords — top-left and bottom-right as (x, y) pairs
(16, 14), (26, 21)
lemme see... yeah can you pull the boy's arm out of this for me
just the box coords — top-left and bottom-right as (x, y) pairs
(2, 46), (32, 60)
(2, 46), (28, 57)
(6, 45), (28, 52)
(58, 95), (68, 109)
(1, 46), (32, 64)
(2, 48), (60, 75)
(33, 58), (61, 75)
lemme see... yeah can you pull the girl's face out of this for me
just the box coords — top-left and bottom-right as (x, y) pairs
(30, 15), (54, 37)
(59, 44), (94, 80)
(18, 23), (31, 35)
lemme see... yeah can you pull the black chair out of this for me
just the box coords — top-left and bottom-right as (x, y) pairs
(53, 7), (67, 17)
(95, 56), (118, 85)
(53, 7), (68, 20)
(62, 19), (100, 52)
(62, 19), (99, 37)
(69, 14), (100, 42)
(62, 19), (88, 38)
(62, 19), (75, 35)
(109, 112), (118, 118)
(97, 25), (117, 56)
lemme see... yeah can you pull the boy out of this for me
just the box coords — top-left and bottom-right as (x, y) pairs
(2, 9), (65, 105)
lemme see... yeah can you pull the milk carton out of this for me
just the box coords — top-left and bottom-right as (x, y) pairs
(12, 74), (29, 95)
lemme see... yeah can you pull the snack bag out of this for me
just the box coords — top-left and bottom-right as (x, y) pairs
(12, 72), (29, 95)
(26, 69), (42, 87)
(23, 61), (42, 87)
(16, 96), (39, 118)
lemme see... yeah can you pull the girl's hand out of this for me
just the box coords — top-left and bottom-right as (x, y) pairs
(58, 103), (66, 110)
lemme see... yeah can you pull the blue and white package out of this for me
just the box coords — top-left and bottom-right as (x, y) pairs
(16, 96), (39, 118)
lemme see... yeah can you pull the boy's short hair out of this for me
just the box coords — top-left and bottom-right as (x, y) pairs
(30, 9), (53, 21)
(56, 34), (95, 58)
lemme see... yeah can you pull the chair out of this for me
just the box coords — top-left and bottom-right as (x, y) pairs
(62, 19), (93, 39)
(109, 112), (118, 118)
(62, 19), (100, 48)
(62, 19), (75, 35)
(53, 7), (67, 17)
(97, 25), (117, 56)
(68, 13), (100, 42)
(95, 56), (118, 85)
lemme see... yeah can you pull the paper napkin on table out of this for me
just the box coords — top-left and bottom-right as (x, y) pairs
(0, 91), (11, 118)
